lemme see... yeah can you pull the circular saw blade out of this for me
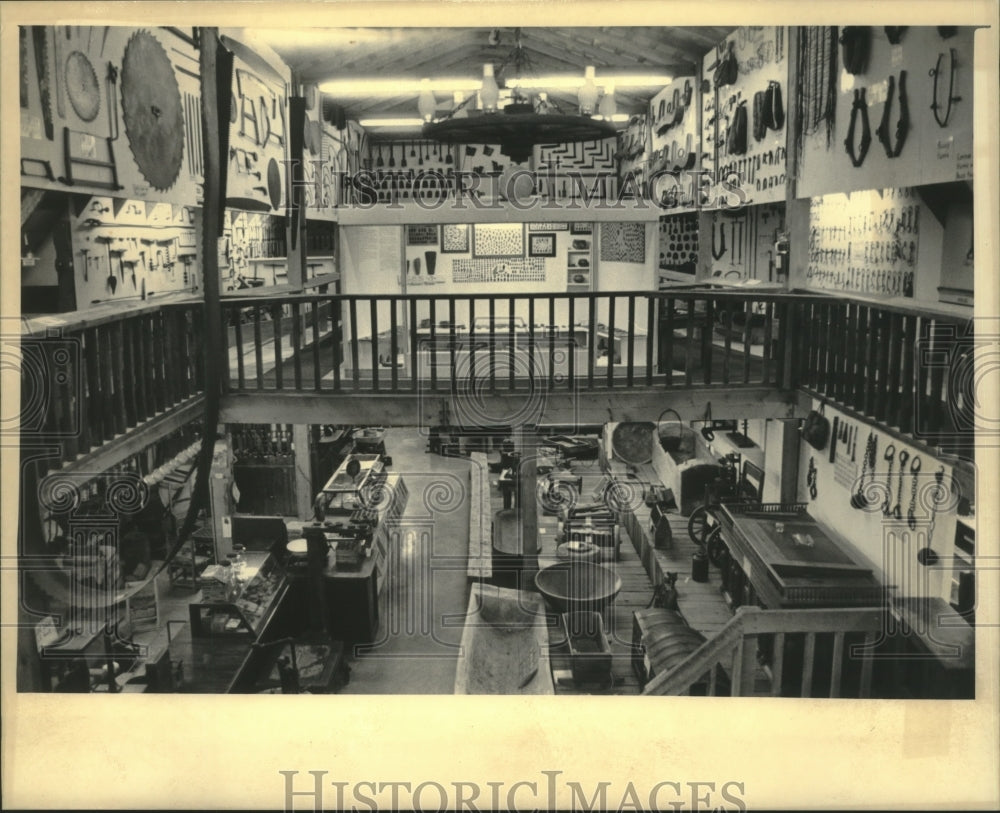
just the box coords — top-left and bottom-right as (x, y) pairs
(121, 30), (184, 191)
(65, 50), (101, 123)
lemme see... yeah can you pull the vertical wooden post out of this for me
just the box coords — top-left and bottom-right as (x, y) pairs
(292, 424), (313, 520)
(516, 425), (539, 568)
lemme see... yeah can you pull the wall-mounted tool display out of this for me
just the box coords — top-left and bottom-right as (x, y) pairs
(798, 26), (975, 197)
(71, 195), (199, 305)
(21, 26), (203, 205)
(225, 44), (290, 214)
(703, 26), (788, 208)
(657, 212), (698, 277)
(806, 186), (921, 298)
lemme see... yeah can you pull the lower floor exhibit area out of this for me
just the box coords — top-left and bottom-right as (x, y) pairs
(23, 412), (975, 699)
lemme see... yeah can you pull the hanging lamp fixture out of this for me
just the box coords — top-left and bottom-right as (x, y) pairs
(421, 28), (616, 164)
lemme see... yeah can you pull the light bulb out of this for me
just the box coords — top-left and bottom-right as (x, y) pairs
(417, 78), (436, 122)
(578, 65), (599, 115)
(453, 90), (469, 118)
(598, 83), (617, 119)
(480, 63), (500, 113)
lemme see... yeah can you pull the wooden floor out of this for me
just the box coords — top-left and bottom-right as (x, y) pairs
(475, 448), (736, 696)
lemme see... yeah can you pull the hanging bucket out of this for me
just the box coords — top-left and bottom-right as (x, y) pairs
(656, 407), (684, 453)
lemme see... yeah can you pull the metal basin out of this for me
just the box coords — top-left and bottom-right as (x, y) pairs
(534, 561), (622, 614)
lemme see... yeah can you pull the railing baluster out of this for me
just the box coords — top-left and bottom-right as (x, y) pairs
(489, 298), (496, 391)
(508, 296), (515, 391)
(292, 302), (304, 390)
(684, 299), (695, 386)
(100, 323), (118, 435)
(742, 299), (752, 384)
(926, 318), (948, 446)
(121, 319), (137, 427)
(645, 297), (654, 386)
(703, 297), (714, 386)
(739, 634), (759, 696)
(548, 297), (556, 389)
(859, 631), (876, 698)
(348, 298), (359, 391)
(771, 632), (785, 697)
(253, 305), (264, 390)
(663, 296), (675, 384)
(469, 298), (477, 389)
(58, 350), (78, 462)
(390, 297), (399, 391)
(449, 299), (457, 394)
(885, 313), (903, 427)
(162, 310), (176, 411)
(273, 305), (285, 390)
(840, 303), (855, 407)
(854, 305), (868, 410)
(134, 319), (149, 422)
(801, 632), (816, 697)
(722, 301), (733, 385)
(568, 297), (576, 387)
(312, 299), (322, 392)
(606, 294), (616, 388)
(830, 632), (845, 698)
(408, 298), (418, 393)
(898, 314), (916, 433)
(370, 299), (380, 392)
(587, 296), (596, 389)
(76, 330), (93, 454)
(838, 303), (851, 403)
(730, 639), (743, 697)
(864, 307), (878, 415)
(808, 301), (820, 392)
(762, 301), (774, 386)
(429, 299), (438, 392)
(528, 298), (536, 386)
(874, 311), (891, 422)
(626, 296), (635, 387)
(234, 307), (246, 390)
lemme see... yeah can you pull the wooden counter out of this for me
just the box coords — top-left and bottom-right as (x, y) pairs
(454, 584), (554, 695)
(317, 473), (408, 643)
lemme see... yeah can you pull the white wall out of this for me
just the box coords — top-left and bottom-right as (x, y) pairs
(794, 399), (960, 601)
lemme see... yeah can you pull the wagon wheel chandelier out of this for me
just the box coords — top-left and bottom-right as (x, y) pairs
(421, 28), (616, 164)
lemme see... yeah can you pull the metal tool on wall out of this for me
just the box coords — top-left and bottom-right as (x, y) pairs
(850, 432), (876, 509)
(31, 27), (55, 140)
(121, 29), (185, 191)
(906, 456), (922, 530)
(880, 445), (896, 515)
(891, 449), (909, 519)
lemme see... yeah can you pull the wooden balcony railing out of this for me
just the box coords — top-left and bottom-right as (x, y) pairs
(21, 289), (973, 472)
(642, 605), (883, 698)
(21, 302), (206, 472)
(794, 298), (974, 453)
(220, 290), (794, 396)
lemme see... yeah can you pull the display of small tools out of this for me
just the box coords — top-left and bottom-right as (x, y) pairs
(806, 186), (919, 297)
(231, 210), (287, 259)
(72, 195), (198, 301)
(658, 212), (699, 269)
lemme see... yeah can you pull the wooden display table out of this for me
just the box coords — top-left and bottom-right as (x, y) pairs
(454, 584), (554, 695)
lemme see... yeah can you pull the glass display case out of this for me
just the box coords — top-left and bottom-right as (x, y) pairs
(188, 552), (287, 638)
